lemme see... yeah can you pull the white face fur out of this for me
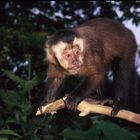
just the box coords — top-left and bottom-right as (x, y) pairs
(45, 37), (84, 74)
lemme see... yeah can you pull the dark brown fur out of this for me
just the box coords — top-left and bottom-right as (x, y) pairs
(42, 18), (137, 112)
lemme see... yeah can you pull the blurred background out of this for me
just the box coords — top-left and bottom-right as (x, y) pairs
(0, 1), (140, 140)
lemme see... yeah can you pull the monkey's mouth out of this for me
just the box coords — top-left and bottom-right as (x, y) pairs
(68, 66), (79, 70)
(69, 64), (81, 69)
(67, 65), (81, 73)
(67, 61), (82, 73)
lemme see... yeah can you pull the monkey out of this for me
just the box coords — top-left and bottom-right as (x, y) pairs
(42, 18), (138, 115)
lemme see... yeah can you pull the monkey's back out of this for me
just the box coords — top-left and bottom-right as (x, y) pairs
(76, 18), (137, 64)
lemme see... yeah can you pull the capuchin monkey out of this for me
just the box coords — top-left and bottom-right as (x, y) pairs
(42, 18), (137, 115)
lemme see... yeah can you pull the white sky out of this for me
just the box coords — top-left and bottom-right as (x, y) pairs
(115, 7), (140, 45)
(124, 20), (140, 45)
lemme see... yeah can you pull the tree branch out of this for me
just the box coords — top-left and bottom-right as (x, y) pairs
(36, 97), (140, 125)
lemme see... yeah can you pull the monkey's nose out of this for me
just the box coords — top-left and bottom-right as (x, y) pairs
(73, 60), (80, 65)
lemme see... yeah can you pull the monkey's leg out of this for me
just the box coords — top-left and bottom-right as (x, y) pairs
(112, 58), (135, 116)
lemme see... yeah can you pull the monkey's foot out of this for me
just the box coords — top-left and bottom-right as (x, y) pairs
(65, 95), (82, 111)
(111, 98), (121, 117)
(95, 98), (121, 116)
(100, 99), (114, 106)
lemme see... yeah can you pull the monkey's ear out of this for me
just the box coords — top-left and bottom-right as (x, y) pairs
(44, 47), (49, 62)
(73, 37), (84, 52)
(44, 40), (49, 48)
(44, 46), (57, 64)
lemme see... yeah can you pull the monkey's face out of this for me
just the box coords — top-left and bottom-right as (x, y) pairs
(46, 37), (84, 74)
(62, 44), (82, 71)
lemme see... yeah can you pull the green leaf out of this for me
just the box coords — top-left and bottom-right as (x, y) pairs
(123, 129), (137, 140)
(0, 89), (21, 107)
(4, 70), (46, 93)
(85, 125), (100, 140)
(0, 138), (9, 140)
(0, 129), (21, 138)
(97, 121), (126, 140)
(31, 70), (46, 86)
(61, 128), (86, 140)
(4, 70), (26, 87)
(24, 70), (46, 91)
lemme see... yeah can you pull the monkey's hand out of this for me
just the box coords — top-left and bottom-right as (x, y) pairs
(65, 95), (82, 111)
(111, 98), (121, 116)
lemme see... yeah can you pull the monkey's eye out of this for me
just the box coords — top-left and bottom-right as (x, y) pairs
(73, 45), (80, 56)
(66, 54), (71, 58)
(75, 50), (80, 55)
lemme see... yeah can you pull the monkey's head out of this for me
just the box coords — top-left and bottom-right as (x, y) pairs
(45, 30), (84, 74)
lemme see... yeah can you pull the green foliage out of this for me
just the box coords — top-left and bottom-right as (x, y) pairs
(62, 128), (86, 139)
(62, 121), (138, 140)
(0, 129), (21, 138)
(0, 70), (47, 139)
(3, 70), (46, 92)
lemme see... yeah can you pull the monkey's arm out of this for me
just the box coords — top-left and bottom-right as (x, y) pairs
(65, 73), (104, 111)
(42, 65), (63, 104)
(43, 77), (63, 104)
